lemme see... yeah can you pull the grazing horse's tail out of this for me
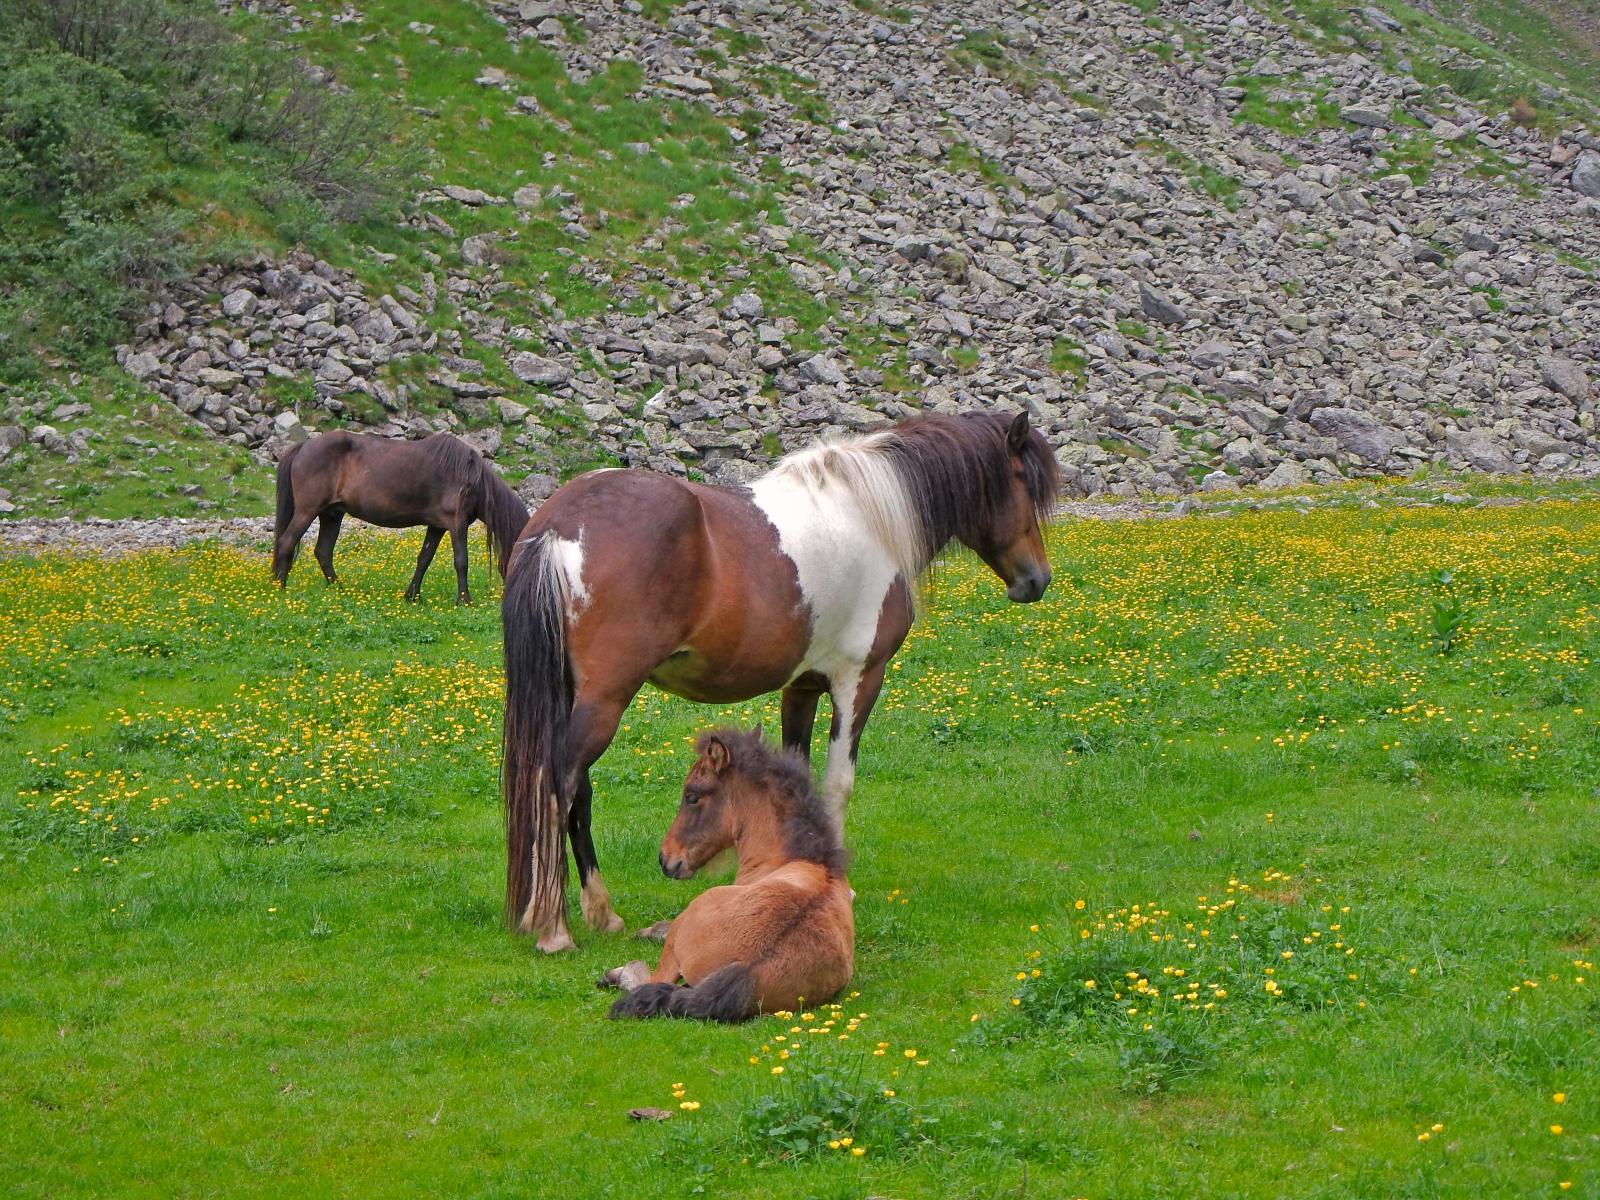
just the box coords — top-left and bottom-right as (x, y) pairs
(272, 441), (303, 581)
(608, 963), (760, 1024)
(502, 531), (573, 937)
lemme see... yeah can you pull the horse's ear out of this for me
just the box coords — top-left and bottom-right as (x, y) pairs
(704, 736), (731, 775)
(1007, 411), (1031, 452)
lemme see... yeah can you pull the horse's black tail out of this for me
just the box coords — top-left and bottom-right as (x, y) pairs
(502, 530), (573, 937)
(608, 963), (760, 1024)
(272, 441), (303, 581)
(476, 459), (530, 580)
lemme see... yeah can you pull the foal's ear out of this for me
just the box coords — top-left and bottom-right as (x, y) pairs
(1006, 411), (1031, 453)
(704, 736), (731, 775)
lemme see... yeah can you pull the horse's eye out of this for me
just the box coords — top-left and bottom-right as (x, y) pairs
(685, 794), (699, 806)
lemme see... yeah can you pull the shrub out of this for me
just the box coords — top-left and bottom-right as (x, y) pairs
(0, 0), (411, 379)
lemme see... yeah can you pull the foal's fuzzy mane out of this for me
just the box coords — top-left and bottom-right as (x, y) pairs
(698, 729), (848, 876)
(763, 411), (1061, 588)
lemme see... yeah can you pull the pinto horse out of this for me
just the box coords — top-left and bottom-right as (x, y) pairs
(272, 430), (528, 604)
(602, 729), (853, 1022)
(503, 409), (1060, 951)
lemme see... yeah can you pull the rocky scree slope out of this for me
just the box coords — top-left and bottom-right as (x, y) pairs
(20, 0), (1598, 502)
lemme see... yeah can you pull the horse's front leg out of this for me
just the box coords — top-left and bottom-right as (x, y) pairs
(821, 661), (890, 836)
(405, 527), (444, 601)
(448, 522), (471, 605)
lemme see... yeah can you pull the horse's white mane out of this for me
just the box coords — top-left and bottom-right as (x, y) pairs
(762, 429), (927, 594)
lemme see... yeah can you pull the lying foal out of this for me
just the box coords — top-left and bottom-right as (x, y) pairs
(602, 729), (854, 1023)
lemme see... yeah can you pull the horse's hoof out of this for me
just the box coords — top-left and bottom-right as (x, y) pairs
(635, 920), (673, 943)
(536, 930), (576, 954)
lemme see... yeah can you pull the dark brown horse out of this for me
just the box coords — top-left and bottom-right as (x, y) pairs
(272, 431), (528, 604)
(503, 410), (1060, 951)
(602, 729), (853, 1022)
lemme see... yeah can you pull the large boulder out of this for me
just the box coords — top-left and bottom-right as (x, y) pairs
(1572, 150), (1600, 198)
(1306, 407), (1408, 463)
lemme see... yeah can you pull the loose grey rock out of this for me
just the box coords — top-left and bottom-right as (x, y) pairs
(125, 351), (162, 381)
(221, 289), (257, 319)
(272, 410), (308, 442)
(1307, 408), (1408, 463)
(461, 233), (505, 267)
(1260, 460), (1307, 490)
(442, 185), (504, 206)
(1446, 429), (1516, 474)
(1340, 105), (1390, 128)
(1541, 357), (1591, 402)
(1140, 282), (1187, 326)
(798, 355), (848, 386)
(509, 354), (572, 386)
(1572, 150), (1600, 198)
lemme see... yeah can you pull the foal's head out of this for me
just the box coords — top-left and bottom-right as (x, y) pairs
(659, 729), (841, 879)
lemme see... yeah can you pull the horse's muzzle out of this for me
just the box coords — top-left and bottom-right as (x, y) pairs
(659, 851), (692, 880)
(1006, 567), (1051, 603)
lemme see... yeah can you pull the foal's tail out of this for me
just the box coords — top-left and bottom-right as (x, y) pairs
(272, 441), (303, 580)
(502, 530), (573, 934)
(608, 963), (760, 1024)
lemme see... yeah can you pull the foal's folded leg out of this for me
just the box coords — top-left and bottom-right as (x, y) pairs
(597, 960), (652, 991)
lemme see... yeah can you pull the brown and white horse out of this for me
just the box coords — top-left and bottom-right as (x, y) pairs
(273, 430), (527, 604)
(602, 729), (852, 1022)
(503, 410), (1060, 951)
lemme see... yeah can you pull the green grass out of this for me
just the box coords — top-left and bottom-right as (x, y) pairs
(0, 378), (273, 519)
(3, 490), (1598, 1195)
(1252, 0), (1600, 135)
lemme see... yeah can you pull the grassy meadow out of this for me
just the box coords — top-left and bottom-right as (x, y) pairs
(2, 489), (1598, 1197)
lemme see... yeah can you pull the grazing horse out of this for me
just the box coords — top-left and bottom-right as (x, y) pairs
(602, 729), (853, 1022)
(272, 430), (528, 604)
(503, 409), (1060, 952)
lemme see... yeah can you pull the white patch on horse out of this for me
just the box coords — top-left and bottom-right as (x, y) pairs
(548, 533), (590, 617)
(752, 436), (925, 821)
(821, 672), (858, 830)
(749, 466), (901, 688)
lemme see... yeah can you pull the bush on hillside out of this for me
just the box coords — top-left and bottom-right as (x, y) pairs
(0, 0), (411, 380)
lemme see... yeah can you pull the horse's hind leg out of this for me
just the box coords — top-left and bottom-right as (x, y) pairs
(405, 527), (444, 601)
(780, 679), (825, 764)
(273, 508), (319, 589)
(448, 522), (471, 605)
(568, 695), (632, 934)
(313, 510), (344, 584)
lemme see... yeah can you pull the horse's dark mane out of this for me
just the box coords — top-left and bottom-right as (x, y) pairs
(417, 434), (528, 576)
(698, 728), (849, 877)
(875, 412), (1061, 563)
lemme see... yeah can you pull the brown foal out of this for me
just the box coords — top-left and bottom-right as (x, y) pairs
(602, 730), (853, 1022)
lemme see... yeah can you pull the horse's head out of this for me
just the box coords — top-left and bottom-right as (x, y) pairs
(659, 733), (742, 879)
(961, 412), (1057, 604)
